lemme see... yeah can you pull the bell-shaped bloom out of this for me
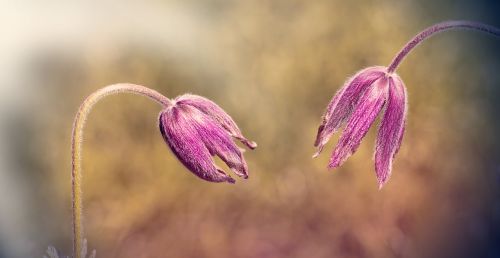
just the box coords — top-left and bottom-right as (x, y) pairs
(314, 66), (407, 188)
(159, 94), (257, 183)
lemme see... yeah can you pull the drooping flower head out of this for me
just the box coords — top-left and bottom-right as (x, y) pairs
(69, 84), (257, 258)
(159, 94), (257, 183)
(314, 66), (407, 188)
(314, 21), (500, 189)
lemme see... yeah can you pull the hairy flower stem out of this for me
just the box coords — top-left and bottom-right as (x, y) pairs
(71, 83), (171, 258)
(387, 20), (500, 73)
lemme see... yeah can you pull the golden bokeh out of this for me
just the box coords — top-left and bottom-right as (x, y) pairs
(0, 1), (499, 257)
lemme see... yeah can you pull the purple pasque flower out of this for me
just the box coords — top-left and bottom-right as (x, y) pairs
(159, 94), (257, 184)
(314, 66), (407, 188)
(313, 21), (500, 189)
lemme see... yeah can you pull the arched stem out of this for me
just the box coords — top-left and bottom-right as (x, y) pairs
(387, 20), (500, 73)
(71, 83), (171, 258)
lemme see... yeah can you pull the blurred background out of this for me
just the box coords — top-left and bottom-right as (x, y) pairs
(1, 1), (500, 257)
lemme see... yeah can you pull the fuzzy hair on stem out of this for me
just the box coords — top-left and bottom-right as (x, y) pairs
(71, 83), (171, 258)
(388, 20), (500, 73)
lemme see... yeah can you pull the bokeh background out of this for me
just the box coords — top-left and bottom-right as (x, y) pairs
(1, 1), (500, 257)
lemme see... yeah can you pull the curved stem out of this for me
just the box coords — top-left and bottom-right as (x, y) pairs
(71, 83), (171, 258)
(387, 20), (500, 73)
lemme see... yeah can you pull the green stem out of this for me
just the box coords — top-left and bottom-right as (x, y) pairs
(71, 83), (171, 258)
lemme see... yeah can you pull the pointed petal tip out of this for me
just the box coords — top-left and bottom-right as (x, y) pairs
(328, 150), (348, 170)
(234, 135), (257, 149)
(214, 168), (236, 184)
(246, 140), (258, 149)
(376, 173), (390, 189)
(327, 161), (340, 170)
(216, 155), (249, 181)
(231, 169), (249, 179)
(312, 145), (324, 158)
(313, 136), (322, 148)
(314, 125), (325, 147)
(214, 153), (250, 182)
(377, 180), (387, 190)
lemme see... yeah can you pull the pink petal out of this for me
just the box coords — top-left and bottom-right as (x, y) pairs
(375, 73), (407, 188)
(328, 77), (389, 168)
(177, 103), (250, 179)
(314, 66), (386, 156)
(176, 94), (257, 149)
(159, 105), (237, 183)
